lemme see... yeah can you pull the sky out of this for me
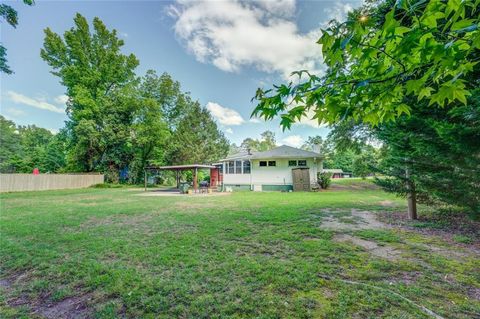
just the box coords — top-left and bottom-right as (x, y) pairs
(0, 0), (362, 147)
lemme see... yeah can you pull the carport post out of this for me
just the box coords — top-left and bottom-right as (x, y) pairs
(193, 167), (198, 193)
(144, 169), (147, 191)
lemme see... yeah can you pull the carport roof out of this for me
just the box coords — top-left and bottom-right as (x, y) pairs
(145, 164), (216, 170)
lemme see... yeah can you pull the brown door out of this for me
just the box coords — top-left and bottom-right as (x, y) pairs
(292, 168), (310, 191)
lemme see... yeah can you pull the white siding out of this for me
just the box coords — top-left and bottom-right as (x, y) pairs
(222, 158), (322, 187)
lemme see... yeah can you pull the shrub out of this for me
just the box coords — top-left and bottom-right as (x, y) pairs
(317, 172), (332, 189)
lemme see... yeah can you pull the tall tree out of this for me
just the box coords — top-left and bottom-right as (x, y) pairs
(41, 13), (139, 173)
(168, 103), (229, 165)
(0, 0), (34, 74)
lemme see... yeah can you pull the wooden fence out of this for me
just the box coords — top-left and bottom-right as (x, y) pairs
(0, 174), (104, 192)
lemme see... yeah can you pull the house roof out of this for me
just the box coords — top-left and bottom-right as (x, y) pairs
(219, 145), (322, 161)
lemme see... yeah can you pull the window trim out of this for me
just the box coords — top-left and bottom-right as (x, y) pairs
(288, 160), (297, 167)
(243, 161), (251, 174)
(298, 160), (307, 167)
(227, 161), (235, 174)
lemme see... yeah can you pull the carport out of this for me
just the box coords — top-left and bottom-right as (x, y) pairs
(144, 164), (217, 192)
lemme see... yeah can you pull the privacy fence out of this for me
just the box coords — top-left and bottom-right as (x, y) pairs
(0, 174), (104, 192)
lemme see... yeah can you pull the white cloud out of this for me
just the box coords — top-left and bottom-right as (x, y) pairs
(7, 91), (64, 114)
(322, 2), (355, 26)
(5, 107), (26, 117)
(225, 128), (233, 134)
(168, 0), (323, 79)
(48, 128), (59, 134)
(206, 102), (245, 125)
(282, 135), (304, 148)
(249, 118), (262, 124)
(54, 94), (69, 105)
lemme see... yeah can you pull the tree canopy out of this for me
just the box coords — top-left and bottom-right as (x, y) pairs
(253, 0), (480, 127)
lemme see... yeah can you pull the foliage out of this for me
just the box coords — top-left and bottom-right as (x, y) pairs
(41, 13), (139, 174)
(252, 0), (480, 127)
(373, 90), (480, 214)
(0, 0), (35, 73)
(39, 15), (229, 182)
(317, 172), (332, 189)
(0, 116), (66, 173)
(168, 103), (229, 164)
(239, 131), (276, 152)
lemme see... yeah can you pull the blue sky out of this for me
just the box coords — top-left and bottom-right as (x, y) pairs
(1, 0), (361, 147)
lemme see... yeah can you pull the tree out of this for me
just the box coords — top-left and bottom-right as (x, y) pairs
(41, 14), (139, 173)
(239, 131), (276, 152)
(0, 116), (22, 172)
(253, 0), (479, 127)
(129, 72), (171, 183)
(0, 116), (66, 173)
(168, 103), (229, 165)
(0, 0), (34, 74)
(252, 0), (480, 218)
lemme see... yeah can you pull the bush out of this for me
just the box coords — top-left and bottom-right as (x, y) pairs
(317, 172), (332, 189)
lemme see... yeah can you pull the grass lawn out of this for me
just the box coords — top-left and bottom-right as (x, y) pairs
(0, 185), (479, 318)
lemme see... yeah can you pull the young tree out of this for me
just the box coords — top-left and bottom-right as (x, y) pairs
(41, 14), (139, 173)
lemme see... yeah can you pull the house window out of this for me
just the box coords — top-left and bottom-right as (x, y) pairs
(288, 160), (297, 167)
(259, 161), (267, 167)
(228, 161), (234, 174)
(243, 161), (251, 174)
(268, 161), (276, 167)
(235, 160), (242, 174)
(298, 160), (307, 166)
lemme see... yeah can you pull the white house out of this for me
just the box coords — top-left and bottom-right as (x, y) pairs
(217, 145), (323, 191)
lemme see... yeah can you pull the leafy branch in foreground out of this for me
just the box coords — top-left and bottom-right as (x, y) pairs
(252, 0), (480, 128)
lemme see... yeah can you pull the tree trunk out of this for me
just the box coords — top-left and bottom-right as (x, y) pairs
(405, 167), (417, 220)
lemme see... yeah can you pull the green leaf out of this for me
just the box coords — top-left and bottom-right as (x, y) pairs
(418, 87), (434, 101)
(451, 19), (476, 31)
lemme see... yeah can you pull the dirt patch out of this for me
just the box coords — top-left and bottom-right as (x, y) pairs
(379, 200), (395, 207)
(1, 272), (94, 319)
(34, 293), (93, 319)
(320, 209), (387, 230)
(334, 234), (401, 260)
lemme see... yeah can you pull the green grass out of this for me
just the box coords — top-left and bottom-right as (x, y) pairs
(0, 188), (478, 318)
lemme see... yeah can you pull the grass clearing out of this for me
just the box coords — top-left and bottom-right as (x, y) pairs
(0, 187), (479, 318)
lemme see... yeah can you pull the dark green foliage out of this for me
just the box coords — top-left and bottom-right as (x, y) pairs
(374, 91), (480, 214)
(317, 172), (332, 189)
(0, 116), (66, 173)
(168, 103), (229, 165)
